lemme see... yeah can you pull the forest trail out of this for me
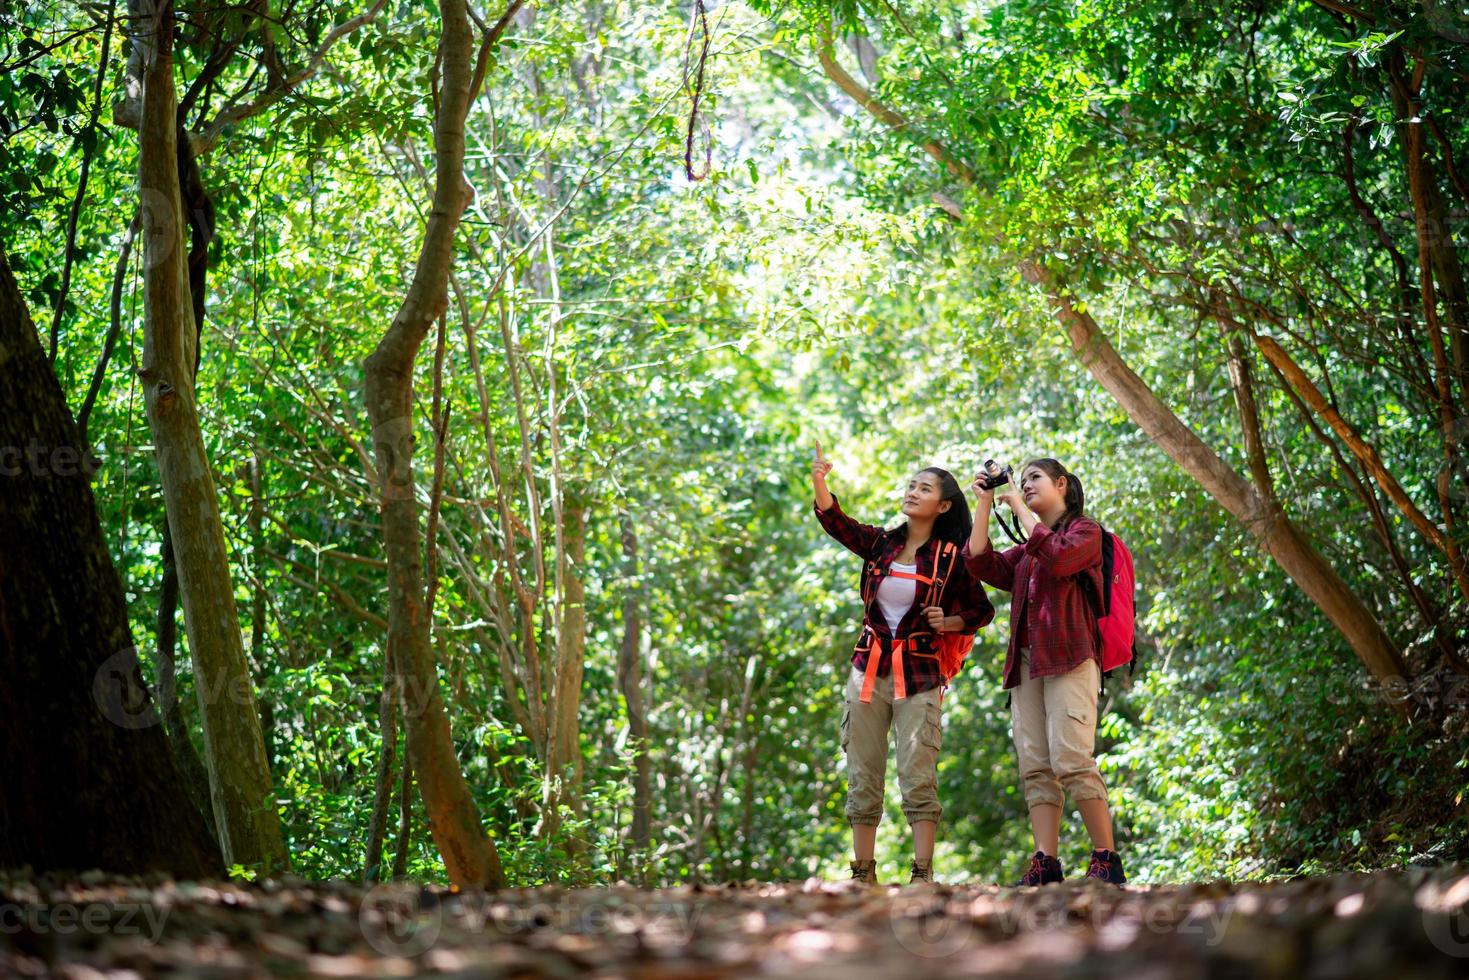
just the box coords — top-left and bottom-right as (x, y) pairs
(2, 866), (1466, 978)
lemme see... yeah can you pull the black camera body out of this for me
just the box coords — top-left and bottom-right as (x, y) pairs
(975, 459), (1013, 491)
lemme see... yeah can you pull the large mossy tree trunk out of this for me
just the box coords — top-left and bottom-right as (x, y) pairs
(0, 245), (221, 877)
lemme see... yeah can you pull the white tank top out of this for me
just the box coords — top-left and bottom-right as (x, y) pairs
(876, 561), (918, 633)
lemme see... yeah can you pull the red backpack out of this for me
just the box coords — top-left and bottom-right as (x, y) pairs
(1077, 521), (1137, 676)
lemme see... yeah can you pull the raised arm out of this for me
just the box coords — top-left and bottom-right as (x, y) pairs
(961, 537), (1022, 592)
(811, 443), (884, 557)
(961, 467), (1020, 591)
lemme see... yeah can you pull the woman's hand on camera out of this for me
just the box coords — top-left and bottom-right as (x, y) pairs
(996, 486), (1024, 511)
(969, 472), (995, 508)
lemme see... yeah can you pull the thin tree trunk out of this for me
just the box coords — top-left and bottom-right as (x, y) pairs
(736, 653), (763, 882)
(457, 272), (541, 746)
(1393, 60), (1469, 608)
(363, 641), (399, 883)
(393, 760), (413, 879)
(739, 727), (758, 881)
(541, 503), (588, 849)
(1386, 53), (1469, 416)
(1246, 327), (1469, 603)
(248, 452), (275, 765)
(1260, 354), (1468, 674)
(362, 0), (504, 889)
(537, 212), (588, 847)
(616, 513), (651, 861)
(134, 0), (288, 869)
(1219, 321), (1275, 498)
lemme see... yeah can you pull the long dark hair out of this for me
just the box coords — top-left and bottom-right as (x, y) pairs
(1021, 457), (1085, 528)
(912, 466), (972, 546)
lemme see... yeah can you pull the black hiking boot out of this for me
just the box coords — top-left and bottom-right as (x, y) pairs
(1015, 849), (1065, 886)
(1084, 847), (1127, 885)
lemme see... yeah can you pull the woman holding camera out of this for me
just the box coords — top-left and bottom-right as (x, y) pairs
(963, 458), (1126, 885)
(811, 443), (995, 885)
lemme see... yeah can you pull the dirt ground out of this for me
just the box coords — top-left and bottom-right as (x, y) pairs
(2, 865), (1467, 977)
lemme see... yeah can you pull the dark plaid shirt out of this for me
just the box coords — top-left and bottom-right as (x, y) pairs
(815, 493), (995, 695)
(961, 516), (1104, 690)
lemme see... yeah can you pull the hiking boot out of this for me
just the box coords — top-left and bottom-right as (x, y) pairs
(848, 858), (878, 884)
(1015, 849), (1065, 886)
(1084, 848), (1127, 885)
(908, 858), (934, 884)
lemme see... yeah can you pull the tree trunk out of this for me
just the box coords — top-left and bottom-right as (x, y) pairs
(1386, 47), (1469, 418)
(0, 243), (220, 877)
(156, 520), (218, 844)
(732, 653), (759, 883)
(134, 0), (288, 870)
(616, 513), (651, 862)
(393, 760), (414, 880)
(247, 452), (276, 765)
(541, 504), (588, 848)
(363, 641), (399, 883)
(362, 0), (504, 889)
(1019, 258), (1415, 719)
(1246, 327), (1469, 604)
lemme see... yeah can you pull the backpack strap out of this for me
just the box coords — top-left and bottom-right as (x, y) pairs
(858, 529), (891, 606)
(938, 540), (960, 606)
(922, 540), (960, 611)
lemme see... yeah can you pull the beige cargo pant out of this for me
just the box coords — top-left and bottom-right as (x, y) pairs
(1010, 647), (1108, 810)
(840, 663), (943, 826)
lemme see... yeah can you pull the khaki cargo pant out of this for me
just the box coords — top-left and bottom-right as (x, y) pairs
(1010, 647), (1108, 810)
(840, 663), (943, 826)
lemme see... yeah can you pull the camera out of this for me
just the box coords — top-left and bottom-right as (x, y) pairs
(974, 459), (1013, 490)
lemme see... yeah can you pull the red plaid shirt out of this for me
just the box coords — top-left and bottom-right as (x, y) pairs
(815, 493), (995, 695)
(960, 516), (1104, 690)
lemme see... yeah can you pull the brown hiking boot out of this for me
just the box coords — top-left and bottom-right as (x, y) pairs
(848, 858), (878, 884)
(908, 858), (934, 884)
